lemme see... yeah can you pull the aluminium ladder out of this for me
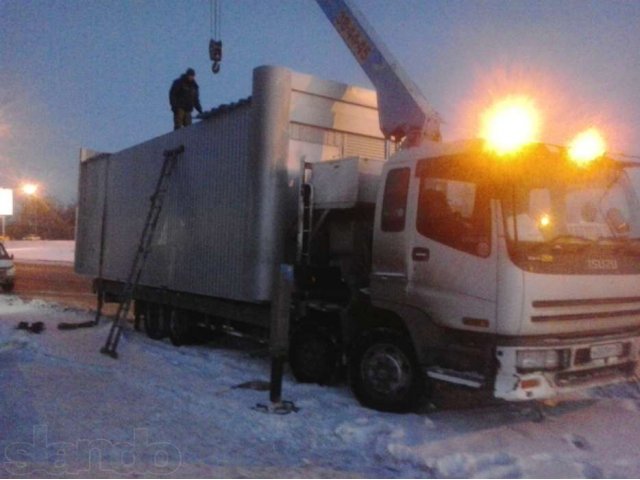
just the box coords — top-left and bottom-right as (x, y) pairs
(297, 161), (315, 265)
(100, 145), (185, 358)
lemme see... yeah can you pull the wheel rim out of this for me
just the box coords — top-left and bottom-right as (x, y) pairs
(360, 343), (413, 396)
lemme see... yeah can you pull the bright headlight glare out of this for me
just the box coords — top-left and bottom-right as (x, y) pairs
(516, 349), (565, 371)
(538, 213), (551, 229)
(568, 128), (606, 166)
(480, 96), (540, 156)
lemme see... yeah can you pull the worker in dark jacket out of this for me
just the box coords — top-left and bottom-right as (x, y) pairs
(169, 68), (203, 130)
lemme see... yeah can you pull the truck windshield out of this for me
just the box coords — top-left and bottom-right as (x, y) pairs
(504, 167), (640, 249)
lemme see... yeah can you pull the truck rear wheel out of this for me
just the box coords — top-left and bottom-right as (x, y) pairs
(168, 309), (195, 346)
(349, 328), (427, 412)
(2, 282), (14, 293)
(144, 303), (168, 340)
(289, 322), (339, 385)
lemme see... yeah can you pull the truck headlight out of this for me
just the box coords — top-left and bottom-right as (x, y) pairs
(516, 349), (568, 372)
(6, 266), (15, 277)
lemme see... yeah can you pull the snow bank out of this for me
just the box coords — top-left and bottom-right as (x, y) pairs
(1, 294), (640, 477)
(4, 240), (74, 264)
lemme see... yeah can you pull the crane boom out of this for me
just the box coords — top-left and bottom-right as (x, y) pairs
(315, 0), (441, 143)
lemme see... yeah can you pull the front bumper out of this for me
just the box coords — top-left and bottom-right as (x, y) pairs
(0, 268), (14, 285)
(494, 334), (640, 401)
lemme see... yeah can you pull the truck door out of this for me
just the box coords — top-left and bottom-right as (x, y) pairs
(370, 166), (412, 303)
(407, 157), (498, 332)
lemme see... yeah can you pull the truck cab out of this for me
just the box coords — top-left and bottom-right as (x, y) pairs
(347, 139), (640, 410)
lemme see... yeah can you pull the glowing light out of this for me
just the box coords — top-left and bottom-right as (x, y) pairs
(538, 213), (551, 229)
(568, 128), (606, 166)
(21, 183), (38, 196)
(0, 188), (13, 216)
(480, 96), (540, 155)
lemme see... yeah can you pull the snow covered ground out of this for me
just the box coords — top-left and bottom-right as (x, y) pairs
(2, 294), (640, 478)
(2, 242), (640, 477)
(4, 240), (74, 265)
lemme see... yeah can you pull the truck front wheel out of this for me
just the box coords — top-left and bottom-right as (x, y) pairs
(349, 328), (427, 412)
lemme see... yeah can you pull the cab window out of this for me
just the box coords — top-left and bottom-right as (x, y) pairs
(417, 174), (490, 257)
(381, 168), (410, 232)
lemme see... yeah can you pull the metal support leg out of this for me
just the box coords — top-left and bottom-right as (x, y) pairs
(269, 357), (285, 404)
(255, 264), (298, 414)
(94, 288), (104, 326)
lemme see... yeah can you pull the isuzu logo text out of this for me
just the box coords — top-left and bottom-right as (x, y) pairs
(587, 258), (619, 270)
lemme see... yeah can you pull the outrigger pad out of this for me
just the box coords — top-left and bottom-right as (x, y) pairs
(99, 346), (119, 359)
(253, 400), (299, 415)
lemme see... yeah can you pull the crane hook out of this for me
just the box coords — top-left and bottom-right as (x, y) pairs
(209, 39), (222, 74)
(209, 0), (222, 75)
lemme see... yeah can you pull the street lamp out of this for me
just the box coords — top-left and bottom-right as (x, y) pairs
(21, 183), (38, 196)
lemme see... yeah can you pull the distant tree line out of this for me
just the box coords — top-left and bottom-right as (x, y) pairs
(5, 197), (76, 240)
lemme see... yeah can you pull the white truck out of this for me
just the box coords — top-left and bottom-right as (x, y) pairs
(75, 0), (640, 411)
(0, 242), (16, 292)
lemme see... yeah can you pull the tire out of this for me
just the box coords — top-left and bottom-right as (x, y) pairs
(349, 328), (427, 412)
(289, 322), (339, 385)
(168, 309), (195, 346)
(144, 303), (167, 340)
(2, 282), (14, 293)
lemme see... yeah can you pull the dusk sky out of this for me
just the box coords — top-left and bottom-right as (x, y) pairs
(1, 0), (639, 203)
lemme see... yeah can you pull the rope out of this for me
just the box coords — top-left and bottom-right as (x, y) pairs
(218, 0), (221, 40)
(210, 0), (221, 40)
(210, 0), (213, 37)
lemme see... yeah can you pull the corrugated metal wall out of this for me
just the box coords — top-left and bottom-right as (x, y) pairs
(93, 104), (254, 300)
(289, 122), (392, 160)
(75, 155), (110, 275)
(76, 66), (390, 304)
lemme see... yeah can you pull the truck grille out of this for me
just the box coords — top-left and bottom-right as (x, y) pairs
(532, 308), (640, 322)
(531, 296), (640, 322)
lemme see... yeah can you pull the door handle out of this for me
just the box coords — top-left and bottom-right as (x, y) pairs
(412, 247), (430, 262)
